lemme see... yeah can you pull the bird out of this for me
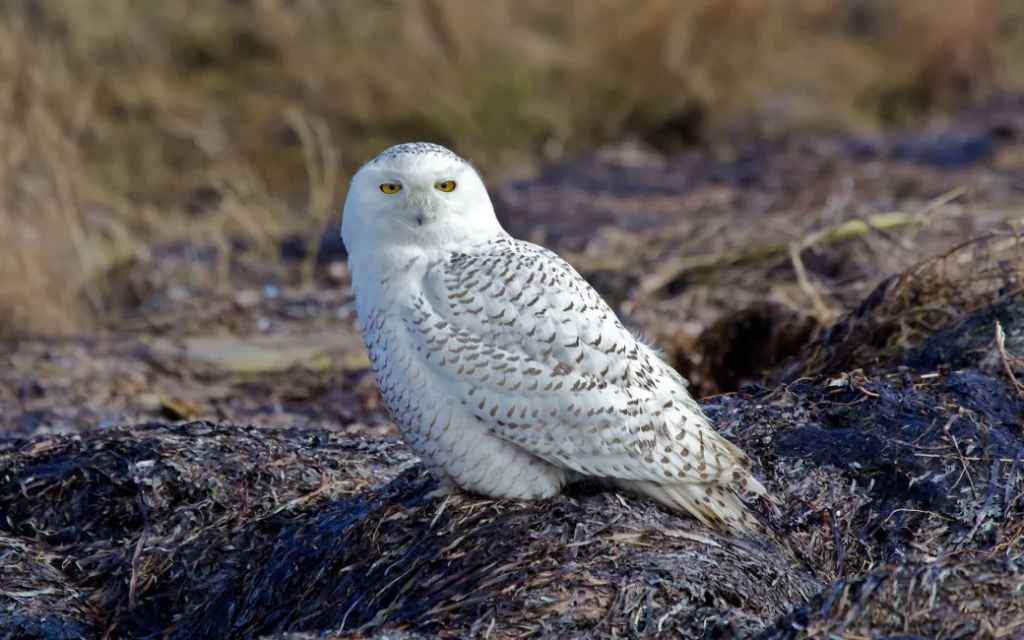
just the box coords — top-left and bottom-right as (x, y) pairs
(341, 142), (768, 531)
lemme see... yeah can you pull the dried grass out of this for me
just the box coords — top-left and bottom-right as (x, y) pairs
(1, 0), (1024, 336)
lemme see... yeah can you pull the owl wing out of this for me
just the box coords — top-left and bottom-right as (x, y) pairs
(407, 238), (749, 487)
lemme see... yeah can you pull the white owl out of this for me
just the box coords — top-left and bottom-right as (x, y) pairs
(341, 142), (768, 530)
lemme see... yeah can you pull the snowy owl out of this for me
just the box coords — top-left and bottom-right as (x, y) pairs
(341, 142), (768, 530)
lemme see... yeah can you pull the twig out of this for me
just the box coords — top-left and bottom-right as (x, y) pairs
(641, 187), (966, 294)
(640, 242), (786, 293)
(881, 508), (955, 523)
(914, 453), (1024, 463)
(995, 320), (1024, 397)
(944, 415), (977, 497)
(789, 242), (835, 323)
(128, 494), (150, 609)
(830, 508), (845, 576)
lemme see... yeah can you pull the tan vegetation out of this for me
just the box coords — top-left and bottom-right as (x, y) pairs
(1, 0), (1022, 336)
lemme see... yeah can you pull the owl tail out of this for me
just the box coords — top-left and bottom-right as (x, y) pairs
(610, 478), (764, 533)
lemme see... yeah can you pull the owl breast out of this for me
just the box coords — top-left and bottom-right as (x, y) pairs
(358, 296), (569, 500)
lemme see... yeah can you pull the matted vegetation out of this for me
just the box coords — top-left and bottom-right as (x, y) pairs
(2, 245), (1023, 636)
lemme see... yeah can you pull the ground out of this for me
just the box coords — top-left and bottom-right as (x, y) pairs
(2, 97), (1024, 638)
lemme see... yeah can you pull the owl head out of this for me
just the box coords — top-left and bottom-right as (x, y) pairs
(341, 143), (505, 262)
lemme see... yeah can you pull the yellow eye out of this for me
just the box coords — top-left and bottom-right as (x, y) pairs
(379, 182), (402, 194)
(435, 180), (457, 193)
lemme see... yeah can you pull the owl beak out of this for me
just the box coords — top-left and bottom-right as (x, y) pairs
(407, 193), (436, 227)
(413, 207), (434, 227)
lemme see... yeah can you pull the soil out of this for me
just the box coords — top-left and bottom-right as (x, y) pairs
(3, 96), (1024, 639)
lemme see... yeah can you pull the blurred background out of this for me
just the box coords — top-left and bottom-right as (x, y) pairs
(3, 0), (1024, 337)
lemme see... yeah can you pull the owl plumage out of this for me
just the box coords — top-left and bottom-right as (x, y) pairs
(342, 143), (768, 531)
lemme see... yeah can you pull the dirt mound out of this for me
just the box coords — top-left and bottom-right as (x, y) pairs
(790, 231), (1024, 381)
(3, 271), (1024, 637)
(0, 424), (413, 638)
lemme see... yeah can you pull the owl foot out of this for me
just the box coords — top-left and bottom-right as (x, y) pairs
(424, 475), (457, 500)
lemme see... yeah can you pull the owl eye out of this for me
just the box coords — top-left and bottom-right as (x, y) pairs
(379, 182), (402, 194)
(435, 180), (457, 193)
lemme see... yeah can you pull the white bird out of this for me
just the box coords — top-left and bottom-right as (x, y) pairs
(341, 142), (768, 531)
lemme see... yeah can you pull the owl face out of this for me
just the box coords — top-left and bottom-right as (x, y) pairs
(341, 143), (504, 260)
